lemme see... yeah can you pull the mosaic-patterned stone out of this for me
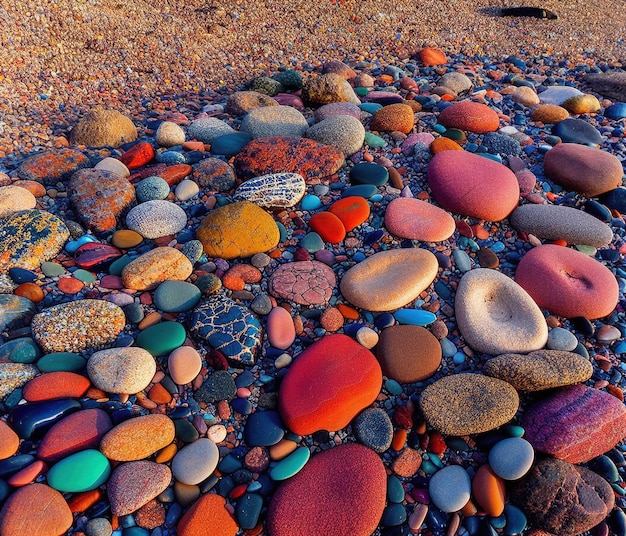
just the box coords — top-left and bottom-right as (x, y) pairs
(0, 210), (70, 273)
(233, 136), (345, 181)
(187, 294), (262, 365)
(69, 168), (136, 234)
(17, 148), (91, 185)
(31, 300), (126, 353)
(0, 294), (37, 332)
(268, 260), (336, 305)
(233, 173), (306, 208)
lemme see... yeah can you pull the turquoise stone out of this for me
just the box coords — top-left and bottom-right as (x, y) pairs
(387, 475), (405, 503)
(477, 152), (503, 164)
(72, 268), (96, 284)
(364, 132), (387, 148)
(589, 455), (619, 482)
(122, 527), (150, 536)
(502, 424), (525, 437)
(354, 87), (370, 97)
(301, 194), (322, 211)
(421, 459), (437, 474)
(269, 446), (310, 480)
(235, 493), (264, 530)
(359, 102), (382, 114)
(503, 504), (527, 535)
(153, 281), (201, 313)
(381, 502), (407, 526)
(211, 132), (253, 157)
(393, 309), (436, 326)
(218, 454), (243, 474)
(47, 449), (111, 492)
(384, 379), (403, 395)
(36, 352), (86, 372)
(1, 337), (41, 364)
(341, 184), (378, 199)
(350, 162), (389, 186)
(108, 254), (133, 276)
(135, 321), (187, 356)
(299, 232), (324, 253)
(452, 249), (472, 272)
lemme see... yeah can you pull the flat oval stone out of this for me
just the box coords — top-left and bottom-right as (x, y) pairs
(350, 162), (389, 186)
(269, 260), (336, 306)
(515, 244), (619, 319)
(126, 200), (188, 239)
(552, 117), (604, 145)
(543, 143), (623, 196)
(278, 334), (382, 435)
(385, 197), (455, 242)
(100, 414), (175, 461)
(168, 346), (202, 385)
(47, 449), (111, 492)
(472, 463), (506, 517)
(196, 201), (279, 259)
(7, 399), (81, 439)
(74, 242), (122, 270)
(267, 443), (386, 536)
(489, 437), (534, 480)
(153, 280), (201, 312)
(419, 373), (519, 435)
(438, 100), (500, 133)
(107, 461), (171, 516)
(340, 248), (438, 311)
(0, 337), (40, 364)
(240, 105), (308, 138)
(270, 446), (311, 480)
(171, 437), (219, 485)
(510, 204), (613, 247)
(327, 196), (370, 231)
(136, 321), (187, 356)
(38, 408), (112, 462)
(427, 151), (520, 221)
(177, 493), (239, 536)
(428, 465), (471, 513)
(23, 371), (90, 402)
(211, 132), (253, 157)
(122, 246), (192, 291)
(87, 347), (156, 393)
(31, 300), (125, 353)
(455, 268), (548, 355)
(484, 349), (593, 391)
(267, 306), (296, 350)
(522, 384), (626, 463)
(234, 173), (306, 208)
(244, 410), (285, 447)
(352, 407), (393, 453)
(0, 483), (73, 536)
(0, 210), (70, 273)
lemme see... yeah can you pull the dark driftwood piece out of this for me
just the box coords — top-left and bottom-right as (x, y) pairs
(500, 7), (558, 19)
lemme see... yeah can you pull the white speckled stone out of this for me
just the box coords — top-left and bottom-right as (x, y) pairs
(94, 157), (130, 177)
(126, 200), (187, 239)
(241, 105), (309, 139)
(187, 118), (235, 143)
(88, 347), (156, 394)
(156, 121), (186, 147)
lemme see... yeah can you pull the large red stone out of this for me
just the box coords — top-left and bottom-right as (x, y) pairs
(267, 444), (386, 536)
(515, 244), (618, 319)
(417, 47), (448, 66)
(23, 371), (91, 402)
(234, 136), (345, 182)
(309, 211), (346, 243)
(278, 334), (382, 435)
(427, 150), (520, 221)
(17, 148), (91, 185)
(327, 196), (370, 231)
(118, 142), (155, 169)
(438, 100), (500, 133)
(38, 408), (113, 462)
(522, 384), (626, 463)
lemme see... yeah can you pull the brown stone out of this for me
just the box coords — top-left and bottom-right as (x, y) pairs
(302, 73), (361, 106)
(530, 104), (570, 124)
(121, 247), (193, 291)
(69, 106), (138, 148)
(225, 90), (279, 115)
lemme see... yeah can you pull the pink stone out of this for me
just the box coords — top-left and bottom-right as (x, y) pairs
(168, 346), (202, 385)
(267, 306), (296, 350)
(268, 260), (336, 306)
(273, 93), (305, 109)
(515, 244), (619, 319)
(384, 197), (455, 242)
(438, 100), (500, 133)
(427, 150), (520, 221)
(522, 384), (626, 463)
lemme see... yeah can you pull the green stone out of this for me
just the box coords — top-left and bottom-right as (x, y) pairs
(364, 132), (387, 148)
(441, 128), (466, 141)
(421, 459), (437, 474)
(299, 232), (324, 253)
(269, 446), (310, 481)
(72, 269), (96, 284)
(235, 493), (264, 530)
(41, 261), (66, 277)
(153, 281), (201, 313)
(354, 87), (370, 96)
(341, 184), (378, 199)
(575, 244), (597, 256)
(47, 449), (111, 492)
(108, 254), (133, 276)
(349, 162), (389, 186)
(387, 475), (405, 503)
(0, 338), (41, 364)
(122, 527), (150, 536)
(174, 419), (200, 443)
(381, 502), (407, 527)
(135, 321), (187, 356)
(36, 352), (86, 372)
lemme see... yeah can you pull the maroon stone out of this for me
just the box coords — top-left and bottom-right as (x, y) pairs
(74, 242), (123, 270)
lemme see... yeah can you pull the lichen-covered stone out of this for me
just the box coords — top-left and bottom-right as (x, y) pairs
(17, 148), (91, 185)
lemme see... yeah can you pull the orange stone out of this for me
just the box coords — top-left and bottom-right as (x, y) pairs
(177, 493), (239, 536)
(159, 164), (193, 186)
(111, 229), (144, 249)
(67, 489), (103, 513)
(430, 137), (464, 154)
(100, 414), (176, 461)
(23, 371), (91, 402)
(336, 303), (360, 320)
(14, 282), (44, 302)
(309, 211), (346, 243)
(472, 464), (506, 517)
(57, 277), (85, 294)
(328, 196), (370, 231)
(11, 179), (47, 197)
(118, 142), (155, 169)
(391, 428), (407, 451)
(7, 460), (47, 487)
(0, 421), (20, 460)
(417, 47), (448, 66)
(148, 383), (173, 404)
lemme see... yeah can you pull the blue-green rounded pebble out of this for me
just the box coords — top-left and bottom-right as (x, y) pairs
(41, 261), (66, 277)
(350, 162), (389, 186)
(211, 132), (252, 157)
(393, 309), (436, 326)
(72, 269), (96, 284)
(36, 352), (86, 372)
(504, 504), (527, 535)
(387, 475), (405, 503)
(381, 502), (407, 526)
(174, 419), (199, 443)
(490, 513), (506, 529)
(433, 123), (447, 133)
(153, 281), (201, 313)
(370, 193), (383, 202)
(427, 453), (444, 469)
(453, 352), (466, 365)
(477, 153), (503, 164)
(421, 460), (437, 474)
(1, 338), (41, 364)
(453, 249), (472, 272)
(47, 449), (111, 492)
(365, 132), (387, 148)
(354, 87), (370, 97)
(269, 446), (310, 481)
(384, 379), (403, 395)
(590, 455), (619, 482)
(123, 528), (149, 536)
(299, 232), (324, 252)
(235, 493), (264, 530)
(301, 194), (322, 211)
(359, 102), (382, 113)
(108, 255), (133, 276)
(218, 454), (243, 474)
(502, 424), (525, 437)
(135, 321), (187, 356)
(276, 221), (287, 242)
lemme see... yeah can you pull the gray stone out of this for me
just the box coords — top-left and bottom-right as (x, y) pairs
(187, 118), (235, 144)
(488, 437), (534, 480)
(125, 200), (187, 239)
(585, 71), (626, 101)
(538, 86), (584, 105)
(135, 176), (170, 202)
(428, 465), (471, 513)
(546, 327), (578, 351)
(240, 105), (308, 139)
(305, 115), (365, 156)
(352, 407), (393, 453)
(437, 72), (473, 94)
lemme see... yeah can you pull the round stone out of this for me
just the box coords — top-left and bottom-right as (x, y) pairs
(267, 306), (296, 350)
(87, 347), (156, 394)
(0, 421), (19, 460)
(327, 196), (370, 231)
(94, 157), (130, 177)
(314, 102), (361, 122)
(168, 346), (202, 385)
(0, 185), (37, 217)
(438, 100), (500, 133)
(240, 105), (308, 139)
(126, 200), (188, 239)
(370, 103), (415, 134)
(305, 115), (365, 156)
(352, 407), (393, 453)
(70, 107), (137, 148)
(384, 197), (455, 242)
(489, 437), (535, 480)
(171, 438), (220, 485)
(136, 321), (187, 356)
(135, 176), (170, 202)
(121, 246), (193, 291)
(429, 465), (471, 513)
(350, 162), (389, 186)
(234, 173), (306, 208)
(154, 280), (201, 313)
(156, 121), (186, 147)
(269, 260), (336, 306)
(551, 117), (604, 145)
(46, 449), (111, 492)
(187, 117), (235, 143)
(546, 327), (579, 351)
(100, 414), (175, 461)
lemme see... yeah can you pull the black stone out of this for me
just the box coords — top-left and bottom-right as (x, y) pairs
(7, 399), (81, 440)
(552, 118), (604, 145)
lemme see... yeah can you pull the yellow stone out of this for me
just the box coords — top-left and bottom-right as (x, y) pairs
(562, 94), (601, 115)
(111, 229), (143, 249)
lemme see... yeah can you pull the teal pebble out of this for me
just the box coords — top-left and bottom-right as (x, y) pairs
(135, 321), (187, 356)
(364, 132), (387, 148)
(122, 528), (149, 536)
(384, 378), (403, 395)
(65, 234), (98, 254)
(393, 309), (436, 326)
(350, 162), (389, 186)
(387, 475), (405, 503)
(269, 446), (310, 481)
(235, 493), (264, 530)
(440, 338), (457, 358)
(108, 254), (133, 276)
(502, 424), (525, 437)
(477, 153), (503, 164)
(276, 221), (288, 242)
(156, 150), (186, 164)
(433, 123), (447, 134)
(589, 455), (619, 482)
(490, 513), (506, 529)
(1, 338), (41, 364)
(299, 232), (324, 252)
(301, 194), (322, 211)
(427, 453), (444, 469)
(135, 176), (170, 202)
(36, 352), (86, 372)
(72, 269), (96, 284)
(421, 460), (437, 474)
(218, 454), (243, 474)
(467, 239), (479, 252)
(153, 281), (201, 313)
(46, 449), (111, 492)
(181, 240), (204, 265)
(359, 102), (382, 113)
(504, 504), (527, 535)
(174, 419), (199, 443)
(446, 437), (470, 451)
(452, 249), (472, 272)
(211, 132), (252, 157)
(381, 502), (407, 526)
(354, 87), (370, 97)
(370, 193), (383, 202)
(341, 184), (378, 199)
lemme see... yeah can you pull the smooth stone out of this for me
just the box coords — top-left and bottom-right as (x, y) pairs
(455, 268), (548, 355)
(121, 246), (192, 291)
(269, 260), (336, 306)
(546, 327), (579, 351)
(504, 504), (527, 535)
(552, 117), (604, 145)
(515, 244), (619, 319)
(107, 461), (172, 516)
(210, 132), (253, 157)
(488, 437), (535, 480)
(522, 384), (626, 463)
(327, 196), (370, 231)
(267, 444), (386, 536)
(235, 493), (264, 529)
(341, 184), (378, 198)
(314, 102), (361, 122)
(153, 280), (201, 312)
(0, 421), (19, 460)
(305, 115), (365, 156)
(100, 414), (175, 461)
(156, 121), (185, 147)
(125, 200), (187, 239)
(428, 465), (471, 513)
(309, 211), (346, 243)
(0, 185), (36, 216)
(385, 197), (455, 242)
(87, 347), (156, 394)
(352, 407), (393, 453)
(538, 86), (584, 105)
(350, 162), (389, 186)
(135, 176), (170, 202)
(0, 295), (36, 332)
(192, 157), (236, 192)
(171, 438), (219, 485)
(605, 102), (626, 119)
(94, 156), (130, 177)
(370, 103), (415, 134)
(340, 248), (438, 311)
(427, 150), (520, 221)
(543, 143), (623, 196)
(234, 173), (306, 208)
(241, 105), (308, 138)
(1, 337), (40, 364)
(393, 309), (436, 326)
(244, 410), (285, 447)
(269, 446), (311, 480)
(381, 502), (407, 526)
(438, 100), (499, 133)
(438, 72), (473, 94)
(7, 398), (81, 439)
(267, 306), (296, 350)
(177, 493), (239, 536)
(484, 349), (593, 391)
(47, 449), (111, 492)
(22, 370), (90, 401)
(301, 194), (322, 210)
(135, 321), (187, 356)
(419, 373), (519, 435)
(168, 346), (202, 385)
(472, 464), (506, 517)
(187, 117), (235, 143)
(278, 334), (382, 435)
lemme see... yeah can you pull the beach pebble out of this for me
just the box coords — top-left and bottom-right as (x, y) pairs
(107, 461), (171, 516)
(278, 334), (382, 435)
(371, 103), (415, 134)
(153, 280), (201, 312)
(121, 246), (192, 290)
(340, 248), (438, 311)
(454, 268), (548, 355)
(488, 437), (534, 480)
(305, 115), (365, 156)
(419, 373), (519, 435)
(437, 72), (473, 94)
(187, 117), (235, 143)
(302, 72), (361, 105)
(172, 438), (220, 485)
(384, 197), (455, 242)
(552, 117), (604, 145)
(269, 260), (336, 305)
(126, 199), (187, 239)
(546, 327), (579, 351)
(241, 105), (308, 138)
(530, 103), (570, 123)
(70, 106), (137, 147)
(0, 362), (37, 399)
(562, 94), (601, 114)
(511, 86), (540, 106)
(0, 421), (20, 460)
(94, 156), (130, 177)
(46, 449), (111, 492)
(234, 173), (306, 208)
(438, 100), (499, 133)
(472, 464), (506, 517)
(156, 121), (186, 147)
(177, 493), (239, 536)
(168, 346), (202, 384)
(100, 414), (174, 461)
(327, 195), (370, 231)
(515, 244), (619, 319)
(118, 141), (155, 169)
(314, 102), (361, 122)
(135, 176), (170, 202)
(23, 371), (90, 401)
(17, 147), (91, 184)
(417, 47), (447, 66)
(350, 162), (389, 186)
(309, 211), (346, 242)
(538, 86), (584, 105)
(226, 90), (279, 115)
(193, 157), (236, 191)
(267, 306), (296, 349)
(87, 347), (156, 394)
(352, 407), (393, 452)
(428, 465), (471, 513)
(0, 185), (36, 216)
(174, 178), (199, 201)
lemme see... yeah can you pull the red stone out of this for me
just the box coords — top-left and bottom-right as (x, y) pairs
(438, 100), (500, 133)
(159, 164), (193, 186)
(417, 47), (448, 66)
(74, 242), (123, 270)
(57, 277), (85, 294)
(23, 371), (90, 402)
(393, 405), (413, 429)
(278, 334), (382, 435)
(17, 148), (91, 185)
(267, 443), (386, 536)
(129, 164), (167, 182)
(119, 142), (155, 169)
(38, 408), (113, 463)
(14, 282), (44, 302)
(515, 244), (618, 319)
(7, 460), (47, 487)
(309, 211), (346, 243)
(522, 384), (626, 463)
(327, 196), (370, 231)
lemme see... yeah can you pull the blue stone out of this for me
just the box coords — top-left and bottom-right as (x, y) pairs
(605, 103), (626, 120)
(552, 118), (604, 145)
(218, 454), (243, 474)
(374, 312), (395, 329)
(504, 504), (527, 535)
(156, 150), (186, 164)
(235, 370), (255, 387)
(7, 399), (81, 439)
(350, 162), (389, 186)
(453, 352), (466, 365)
(352, 408), (393, 453)
(65, 234), (99, 254)
(0, 479), (10, 505)
(387, 475), (405, 503)
(244, 410), (285, 446)
(301, 194), (322, 211)
(0, 337), (41, 364)
(153, 280), (201, 313)
(341, 184), (378, 198)
(0, 454), (36, 478)
(601, 187), (626, 213)
(269, 446), (310, 480)
(211, 132), (253, 157)
(384, 379), (403, 395)
(135, 176), (170, 202)
(477, 153), (503, 164)
(299, 232), (324, 252)
(609, 508), (626, 536)
(364, 132), (387, 148)
(393, 309), (436, 326)
(440, 338), (457, 358)
(453, 249), (473, 272)
(590, 455), (620, 482)
(8, 267), (39, 283)
(231, 397), (253, 415)
(235, 493), (264, 530)
(381, 502), (407, 526)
